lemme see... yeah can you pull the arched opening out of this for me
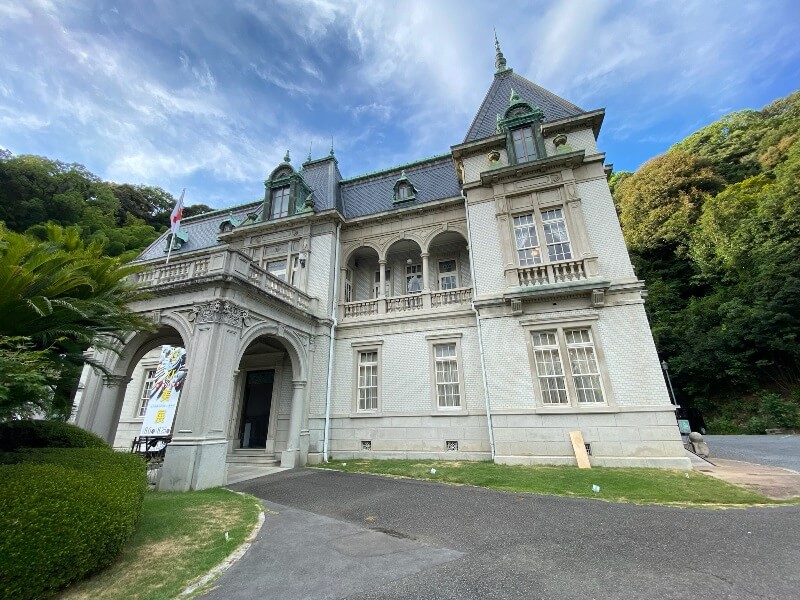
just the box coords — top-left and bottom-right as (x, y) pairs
(343, 245), (381, 303)
(230, 334), (300, 459)
(427, 230), (471, 291)
(385, 238), (424, 296)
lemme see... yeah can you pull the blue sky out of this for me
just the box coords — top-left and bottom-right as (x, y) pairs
(1, 1), (799, 209)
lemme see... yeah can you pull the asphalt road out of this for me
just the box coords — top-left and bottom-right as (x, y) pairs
(218, 468), (800, 600)
(705, 434), (800, 472)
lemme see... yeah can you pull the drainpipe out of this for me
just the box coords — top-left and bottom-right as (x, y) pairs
(322, 222), (341, 461)
(463, 194), (496, 460)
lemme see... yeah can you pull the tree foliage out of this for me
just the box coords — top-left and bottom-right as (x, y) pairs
(614, 90), (800, 422)
(0, 225), (154, 417)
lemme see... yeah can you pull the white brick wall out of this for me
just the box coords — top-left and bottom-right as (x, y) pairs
(544, 127), (599, 157)
(596, 304), (672, 407)
(309, 333), (331, 417)
(331, 325), (484, 416)
(466, 200), (507, 296)
(463, 149), (508, 184)
(308, 233), (333, 313)
(479, 317), (536, 410)
(576, 179), (636, 280)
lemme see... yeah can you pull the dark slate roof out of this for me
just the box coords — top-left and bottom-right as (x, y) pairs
(135, 201), (262, 262)
(340, 155), (461, 219)
(464, 70), (584, 143)
(301, 156), (343, 213)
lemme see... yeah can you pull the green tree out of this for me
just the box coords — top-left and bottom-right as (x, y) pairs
(0, 225), (154, 416)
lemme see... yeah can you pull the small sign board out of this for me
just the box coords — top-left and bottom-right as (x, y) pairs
(140, 345), (187, 437)
(677, 419), (691, 434)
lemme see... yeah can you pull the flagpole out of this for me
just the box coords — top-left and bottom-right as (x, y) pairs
(165, 188), (185, 266)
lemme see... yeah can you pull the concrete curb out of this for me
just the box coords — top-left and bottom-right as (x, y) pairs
(179, 493), (267, 598)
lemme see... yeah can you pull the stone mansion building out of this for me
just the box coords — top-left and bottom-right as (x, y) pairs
(75, 44), (689, 491)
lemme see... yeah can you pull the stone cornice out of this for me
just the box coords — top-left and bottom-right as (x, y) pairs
(540, 109), (605, 138)
(450, 133), (506, 159)
(218, 209), (344, 243)
(464, 150), (587, 190)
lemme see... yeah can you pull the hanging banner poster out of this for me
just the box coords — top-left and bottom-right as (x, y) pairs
(139, 345), (187, 437)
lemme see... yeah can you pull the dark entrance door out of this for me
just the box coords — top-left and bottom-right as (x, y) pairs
(240, 370), (274, 448)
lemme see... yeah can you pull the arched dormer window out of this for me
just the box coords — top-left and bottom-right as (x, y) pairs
(497, 89), (546, 165)
(393, 170), (417, 204)
(262, 151), (315, 221)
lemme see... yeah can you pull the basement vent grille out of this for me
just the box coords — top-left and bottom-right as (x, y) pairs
(361, 440), (372, 451)
(584, 443), (592, 456)
(445, 440), (459, 452)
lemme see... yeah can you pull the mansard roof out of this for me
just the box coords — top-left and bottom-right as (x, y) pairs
(340, 154), (461, 218)
(301, 156), (343, 213)
(136, 201), (261, 262)
(464, 70), (584, 143)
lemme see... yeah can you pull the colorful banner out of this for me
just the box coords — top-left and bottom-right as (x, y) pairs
(139, 345), (187, 437)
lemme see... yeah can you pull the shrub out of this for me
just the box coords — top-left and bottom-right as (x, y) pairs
(0, 419), (109, 452)
(759, 392), (800, 429)
(705, 416), (745, 434)
(0, 448), (146, 600)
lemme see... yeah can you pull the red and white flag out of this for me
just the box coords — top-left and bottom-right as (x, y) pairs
(170, 189), (185, 235)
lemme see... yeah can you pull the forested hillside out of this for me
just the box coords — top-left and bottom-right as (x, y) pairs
(0, 151), (212, 260)
(612, 90), (800, 432)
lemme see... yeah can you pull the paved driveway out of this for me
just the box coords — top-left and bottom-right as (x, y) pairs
(705, 434), (800, 472)
(207, 468), (800, 600)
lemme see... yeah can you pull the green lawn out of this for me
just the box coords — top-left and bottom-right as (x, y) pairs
(57, 488), (262, 600)
(316, 460), (785, 506)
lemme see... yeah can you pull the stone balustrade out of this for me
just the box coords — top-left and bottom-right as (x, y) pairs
(517, 258), (593, 287)
(340, 287), (472, 320)
(133, 249), (316, 314)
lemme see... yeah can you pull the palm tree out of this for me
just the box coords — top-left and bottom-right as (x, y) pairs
(0, 224), (154, 417)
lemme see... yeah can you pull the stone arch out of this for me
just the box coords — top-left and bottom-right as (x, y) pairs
(380, 232), (424, 260)
(421, 224), (469, 253)
(341, 241), (381, 266)
(237, 322), (308, 381)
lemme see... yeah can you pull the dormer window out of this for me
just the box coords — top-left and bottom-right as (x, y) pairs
(512, 126), (537, 163)
(270, 186), (290, 219)
(393, 170), (417, 203)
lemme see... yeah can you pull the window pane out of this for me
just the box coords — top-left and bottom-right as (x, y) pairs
(565, 328), (604, 404)
(513, 214), (541, 266)
(512, 127), (537, 163)
(267, 260), (287, 281)
(358, 351), (378, 411)
(270, 187), (290, 219)
(531, 332), (568, 404)
(541, 208), (572, 261)
(434, 343), (460, 408)
(138, 368), (158, 417)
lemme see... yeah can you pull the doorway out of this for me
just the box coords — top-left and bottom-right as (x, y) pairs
(239, 370), (274, 448)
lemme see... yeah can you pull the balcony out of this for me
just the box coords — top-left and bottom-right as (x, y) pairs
(341, 287), (473, 320)
(514, 257), (600, 288)
(132, 249), (317, 315)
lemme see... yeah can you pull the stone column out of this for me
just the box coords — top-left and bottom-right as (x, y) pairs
(281, 380), (307, 468)
(421, 252), (430, 291)
(378, 259), (387, 297)
(76, 372), (130, 445)
(159, 299), (246, 492)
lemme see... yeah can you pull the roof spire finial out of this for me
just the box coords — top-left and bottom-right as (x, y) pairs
(307, 141), (313, 163)
(283, 149), (291, 163)
(509, 87), (520, 105)
(329, 136), (335, 156)
(494, 28), (508, 73)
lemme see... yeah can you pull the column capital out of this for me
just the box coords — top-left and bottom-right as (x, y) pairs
(291, 380), (307, 389)
(420, 252), (430, 258)
(378, 258), (387, 265)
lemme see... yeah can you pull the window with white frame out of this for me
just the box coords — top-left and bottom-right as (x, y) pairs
(512, 126), (537, 163)
(513, 209), (573, 266)
(513, 214), (542, 266)
(270, 186), (290, 219)
(357, 350), (379, 411)
(406, 263), (422, 293)
(289, 255), (301, 286)
(541, 208), (572, 261)
(529, 326), (606, 406)
(137, 368), (158, 417)
(433, 343), (461, 408)
(438, 259), (458, 290)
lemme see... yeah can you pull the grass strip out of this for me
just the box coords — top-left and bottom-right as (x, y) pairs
(57, 488), (262, 600)
(316, 459), (787, 506)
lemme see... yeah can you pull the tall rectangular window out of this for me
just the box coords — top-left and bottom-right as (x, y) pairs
(512, 126), (537, 163)
(434, 343), (461, 408)
(565, 328), (604, 403)
(357, 351), (379, 411)
(373, 269), (391, 298)
(137, 368), (158, 417)
(513, 214), (542, 266)
(270, 186), (290, 219)
(406, 264), (422, 293)
(344, 269), (353, 302)
(530, 331), (568, 404)
(541, 208), (572, 262)
(438, 259), (458, 290)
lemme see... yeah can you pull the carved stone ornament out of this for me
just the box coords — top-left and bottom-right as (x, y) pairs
(189, 300), (250, 329)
